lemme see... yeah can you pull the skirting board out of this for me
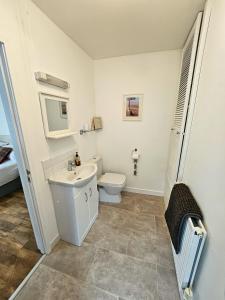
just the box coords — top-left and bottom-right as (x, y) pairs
(48, 234), (60, 254)
(124, 186), (164, 197)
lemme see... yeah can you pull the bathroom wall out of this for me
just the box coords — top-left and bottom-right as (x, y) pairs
(94, 51), (181, 195)
(181, 0), (225, 299)
(0, 0), (96, 251)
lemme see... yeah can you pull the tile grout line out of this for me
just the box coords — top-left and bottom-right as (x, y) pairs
(87, 242), (158, 270)
(101, 203), (165, 219)
(41, 262), (120, 299)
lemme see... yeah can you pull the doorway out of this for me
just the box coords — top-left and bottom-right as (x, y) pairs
(0, 43), (45, 298)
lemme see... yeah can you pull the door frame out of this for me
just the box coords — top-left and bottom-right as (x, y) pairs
(0, 42), (47, 253)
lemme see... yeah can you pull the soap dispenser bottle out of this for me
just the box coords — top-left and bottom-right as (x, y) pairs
(75, 152), (81, 166)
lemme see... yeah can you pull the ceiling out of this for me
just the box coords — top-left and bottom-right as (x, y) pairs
(32, 0), (205, 59)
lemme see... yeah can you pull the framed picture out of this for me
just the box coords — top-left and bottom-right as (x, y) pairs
(123, 94), (143, 121)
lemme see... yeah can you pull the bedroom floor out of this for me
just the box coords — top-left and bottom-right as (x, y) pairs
(0, 189), (42, 299)
(15, 192), (179, 300)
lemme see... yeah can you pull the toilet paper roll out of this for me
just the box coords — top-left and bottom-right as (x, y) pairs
(132, 152), (139, 160)
(83, 123), (89, 131)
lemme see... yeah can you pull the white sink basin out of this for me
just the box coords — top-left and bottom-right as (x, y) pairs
(48, 163), (97, 187)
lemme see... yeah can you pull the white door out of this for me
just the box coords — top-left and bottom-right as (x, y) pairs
(0, 43), (46, 253)
(88, 177), (99, 222)
(75, 190), (90, 243)
(166, 13), (202, 196)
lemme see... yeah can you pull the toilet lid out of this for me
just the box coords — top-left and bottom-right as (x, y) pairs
(98, 173), (126, 187)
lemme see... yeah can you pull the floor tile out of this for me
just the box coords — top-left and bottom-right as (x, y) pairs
(127, 213), (156, 233)
(0, 190), (41, 299)
(0, 213), (23, 226)
(103, 192), (165, 217)
(156, 239), (175, 270)
(16, 264), (118, 300)
(0, 219), (16, 231)
(43, 240), (96, 281)
(85, 220), (130, 254)
(155, 216), (170, 237)
(98, 205), (132, 228)
(87, 247), (157, 299)
(99, 205), (156, 234)
(16, 191), (178, 300)
(102, 192), (137, 212)
(0, 277), (14, 300)
(135, 197), (165, 216)
(157, 265), (180, 300)
(127, 234), (158, 264)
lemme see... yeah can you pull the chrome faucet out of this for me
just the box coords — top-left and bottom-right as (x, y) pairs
(67, 160), (75, 171)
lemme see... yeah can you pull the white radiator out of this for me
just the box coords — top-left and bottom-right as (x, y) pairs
(172, 217), (207, 300)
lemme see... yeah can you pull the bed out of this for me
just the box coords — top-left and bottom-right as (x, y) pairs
(0, 149), (21, 197)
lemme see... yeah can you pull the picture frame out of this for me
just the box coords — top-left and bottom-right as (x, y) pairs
(123, 94), (143, 121)
(39, 93), (76, 139)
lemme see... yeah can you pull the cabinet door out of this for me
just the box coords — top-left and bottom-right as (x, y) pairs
(88, 177), (99, 222)
(74, 190), (90, 244)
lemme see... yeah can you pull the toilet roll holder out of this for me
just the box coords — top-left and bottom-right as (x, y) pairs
(131, 148), (140, 176)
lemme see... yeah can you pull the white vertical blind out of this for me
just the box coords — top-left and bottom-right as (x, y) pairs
(174, 36), (195, 130)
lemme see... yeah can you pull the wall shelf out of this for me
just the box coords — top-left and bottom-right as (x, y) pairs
(79, 128), (102, 135)
(46, 131), (77, 139)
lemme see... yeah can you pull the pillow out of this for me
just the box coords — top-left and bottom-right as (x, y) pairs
(0, 141), (9, 147)
(0, 147), (12, 164)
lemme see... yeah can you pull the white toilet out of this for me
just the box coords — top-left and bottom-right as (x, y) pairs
(90, 156), (126, 203)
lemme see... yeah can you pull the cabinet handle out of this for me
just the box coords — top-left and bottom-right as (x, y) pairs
(89, 187), (92, 197)
(85, 192), (88, 202)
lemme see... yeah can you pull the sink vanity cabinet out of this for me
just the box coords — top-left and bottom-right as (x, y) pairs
(50, 175), (99, 246)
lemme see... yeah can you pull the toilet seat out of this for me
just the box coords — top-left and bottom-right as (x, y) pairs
(98, 173), (126, 188)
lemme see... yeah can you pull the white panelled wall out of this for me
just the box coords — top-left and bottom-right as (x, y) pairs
(94, 51), (181, 196)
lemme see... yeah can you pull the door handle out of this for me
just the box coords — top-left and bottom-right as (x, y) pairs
(85, 192), (88, 202)
(89, 187), (92, 197)
(26, 169), (31, 182)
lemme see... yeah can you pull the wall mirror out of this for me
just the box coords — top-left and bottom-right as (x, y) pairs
(39, 93), (76, 139)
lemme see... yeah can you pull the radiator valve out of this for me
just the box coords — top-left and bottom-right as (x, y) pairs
(183, 287), (193, 300)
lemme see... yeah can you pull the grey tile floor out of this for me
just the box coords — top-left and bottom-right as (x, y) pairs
(0, 190), (41, 299)
(16, 192), (179, 300)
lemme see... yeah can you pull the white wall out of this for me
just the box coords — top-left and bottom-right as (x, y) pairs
(0, 0), (96, 251)
(94, 51), (181, 195)
(0, 94), (10, 136)
(182, 1), (225, 299)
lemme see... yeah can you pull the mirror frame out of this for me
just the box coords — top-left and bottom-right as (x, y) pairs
(39, 93), (74, 139)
